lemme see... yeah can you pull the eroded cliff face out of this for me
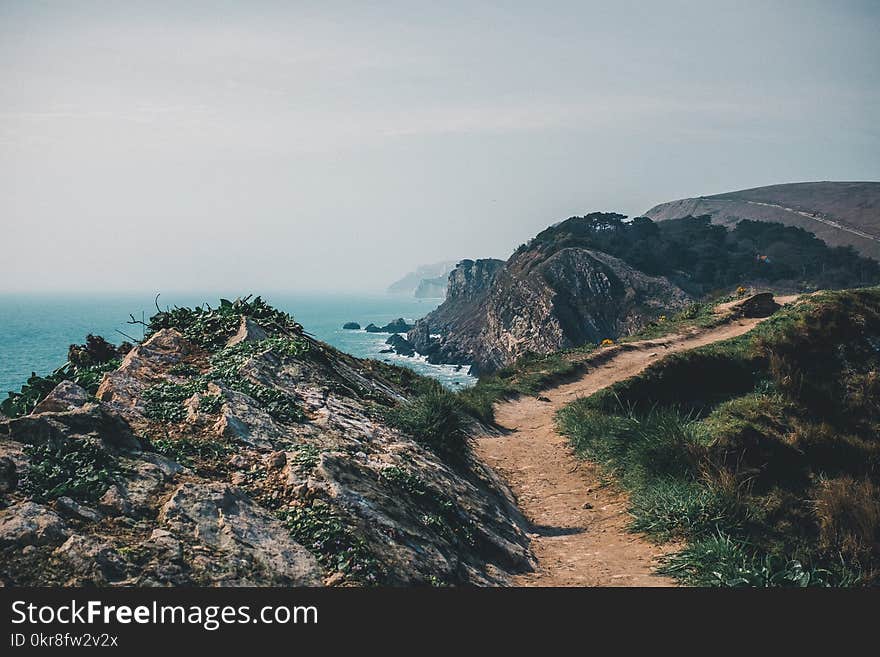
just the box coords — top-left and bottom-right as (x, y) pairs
(408, 259), (504, 366)
(410, 249), (691, 373)
(0, 311), (533, 587)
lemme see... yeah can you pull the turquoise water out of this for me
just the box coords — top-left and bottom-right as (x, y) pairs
(0, 292), (474, 396)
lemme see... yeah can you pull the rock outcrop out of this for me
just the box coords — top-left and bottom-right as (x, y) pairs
(410, 247), (690, 373)
(365, 318), (414, 333)
(0, 304), (533, 587)
(385, 334), (416, 357)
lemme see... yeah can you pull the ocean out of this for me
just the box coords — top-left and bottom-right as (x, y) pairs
(0, 292), (474, 396)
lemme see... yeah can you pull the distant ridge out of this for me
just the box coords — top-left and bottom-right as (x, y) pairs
(644, 182), (880, 261)
(387, 261), (457, 297)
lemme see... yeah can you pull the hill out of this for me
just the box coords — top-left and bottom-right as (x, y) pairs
(387, 261), (457, 297)
(0, 297), (532, 586)
(409, 212), (880, 373)
(644, 182), (880, 261)
(558, 287), (880, 585)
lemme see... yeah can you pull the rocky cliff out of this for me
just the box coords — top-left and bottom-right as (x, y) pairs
(410, 245), (690, 373)
(0, 298), (532, 586)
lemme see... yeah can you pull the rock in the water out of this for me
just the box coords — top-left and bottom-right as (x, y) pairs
(385, 334), (416, 357)
(365, 318), (414, 333)
(226, 316), (269, 347)
(342, 322), (361, 330)
(159, 482), (322, 586)
(382, 318), (413, 333)
(32, 381), (91, 414)
(0, 501), (69, 547)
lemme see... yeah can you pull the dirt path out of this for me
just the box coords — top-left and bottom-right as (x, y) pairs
(476, 299), (798, 586)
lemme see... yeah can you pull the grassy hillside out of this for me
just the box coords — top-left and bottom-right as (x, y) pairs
(520, 213), (880, 296)
(645, 182), (880, 261)
(557, 287), (880, 586)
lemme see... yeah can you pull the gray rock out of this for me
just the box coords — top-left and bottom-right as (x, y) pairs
(410, 249), (691, 372)
(98, 458), (174, 516)
(56, 496), (103, 523)
(159, 482), (322, 586)
(213, 387), (282, 450)
(0, 456), (18, 494)
(32, 381), (91, 414)
(0, 501), (69, 547)
(226, 316), (269, 347)
(54, 535), (128, 583)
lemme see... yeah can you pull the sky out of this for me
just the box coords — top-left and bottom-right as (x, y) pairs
(1, 1), (878, 293)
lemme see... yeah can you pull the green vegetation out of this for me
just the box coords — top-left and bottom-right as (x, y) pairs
(148, 435), (233, 468)
(206, 337), (308, 423)
(380, 466), (477, 546)
(557, 287), (880, 586)
(279, 500), (385, 584)
(386, 385), (470, 460)
(522, 213), (880, 295)
(1, 359), (120, 419)
(147, 295), (303, 349)
(23, 438), (119, 503)
(143, 380), (208, 422)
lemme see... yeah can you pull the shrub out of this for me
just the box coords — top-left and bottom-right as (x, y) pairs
(23, 438), (118, 503)
(147, 295), (303, 350)
(387, 388), (469, 459)
(629, 479), (744, 539)
(279, 500), (385, 584)
(148, 435), (232, 468)
(143, 380), (206, 423)
(814, 476), (880, 560)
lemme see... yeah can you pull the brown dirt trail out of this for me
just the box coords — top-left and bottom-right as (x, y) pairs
(476, 298), (798, 586)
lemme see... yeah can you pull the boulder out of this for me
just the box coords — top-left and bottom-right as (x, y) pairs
(0, 501), (69, 548)
(54, 535), (128, 583)
(385, 334), (416, 357)
(365, 318), (414, 333)
(0, 455), (18, 494)
(159, 482), (322, 586)
(342, 322), (361, 330)
(735, 292), (781, 318)
(226, 316), (269, 347)
(32, 381), (91, 414)
(382, 318), (414, 333)
(55, 496), (103, 523)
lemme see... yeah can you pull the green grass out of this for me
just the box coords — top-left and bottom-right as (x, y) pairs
(556, 287), (880, 586)
(657, 533), (862, 587)
(386, 387), (469, 460)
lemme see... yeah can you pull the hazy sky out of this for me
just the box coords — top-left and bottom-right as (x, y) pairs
(2, 1), (878, 293)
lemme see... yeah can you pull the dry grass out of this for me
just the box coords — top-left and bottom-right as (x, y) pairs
(814, 477), (880, 560)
